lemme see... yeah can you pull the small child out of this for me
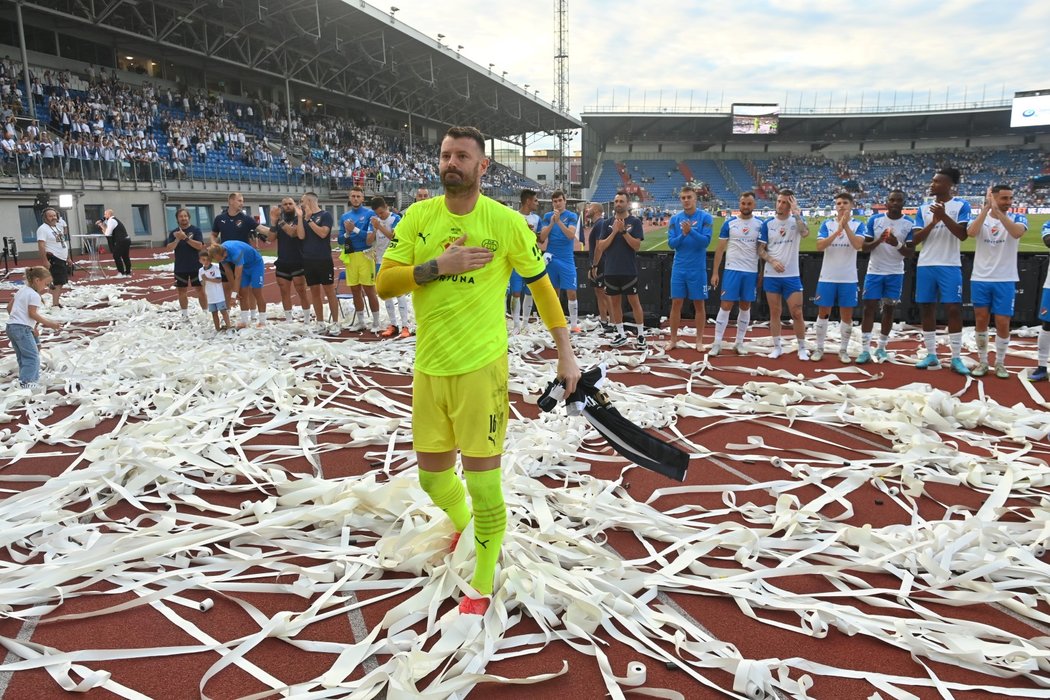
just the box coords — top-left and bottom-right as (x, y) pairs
(6, 266), (62, 388)
(198, 250), (231, 331)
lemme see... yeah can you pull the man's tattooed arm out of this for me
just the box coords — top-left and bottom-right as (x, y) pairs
(413, 259), (440, 285)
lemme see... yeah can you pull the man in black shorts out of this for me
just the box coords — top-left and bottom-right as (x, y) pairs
(211, 191), (276, 316)
(35, 208), (69, 307)
(594, 192), (646, 348)
(266, 196), (311, 322)
(164, 208), (206, 319)
(584, 202), (612, 331)
(296, 191), (341, 333)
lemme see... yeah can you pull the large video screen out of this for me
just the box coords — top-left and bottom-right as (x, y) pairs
(1011, 90), (1050, 128)
(732, 104), (780, 134)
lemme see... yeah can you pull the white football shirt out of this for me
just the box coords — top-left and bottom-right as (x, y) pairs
(817, 218), (863, 283)
(719, 216), (761, 273)
(865, 214), (914, 276)
(971, 212), (1027, 282)
(759, 215), (805, 278)
(914, 198), (971, 268)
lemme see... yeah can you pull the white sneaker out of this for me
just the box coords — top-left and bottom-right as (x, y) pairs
(798, 347), (811, 361)
(734, 342), (748, 356)
(839, 351), (851, 364)
(327, 323), (342, 336)
(708, 341), (722, 357)
(768, 346), (783, 359)
(811, 350), (824, 362)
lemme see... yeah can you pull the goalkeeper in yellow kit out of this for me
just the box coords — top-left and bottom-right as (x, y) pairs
(376, 126), (581, 615)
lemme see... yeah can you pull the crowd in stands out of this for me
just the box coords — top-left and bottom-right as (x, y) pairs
(758, 150), (1049, 208)
(0, 55), (542, 195)
(760, 155), (843, 206)
(294, 117), (438, 188)
(484, 161), (543, 192)
(7, 54), (1047, 207)
(619, 148), (1049, 211)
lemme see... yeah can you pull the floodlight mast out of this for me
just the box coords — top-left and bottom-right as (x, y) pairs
(554, 0), (569, 190)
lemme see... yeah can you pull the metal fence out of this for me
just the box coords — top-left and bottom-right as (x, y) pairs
(0, 154), (542, 206)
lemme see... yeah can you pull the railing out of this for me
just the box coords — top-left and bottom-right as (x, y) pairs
(0, 154), (452, 198)
(583, 89), (1015, 117)
(0, 156), (551, 205)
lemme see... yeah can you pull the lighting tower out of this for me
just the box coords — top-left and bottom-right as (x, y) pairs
(554, 0), (569, 188)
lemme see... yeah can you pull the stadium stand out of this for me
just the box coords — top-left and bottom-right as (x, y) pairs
(758, 155), (844, 207)
(0, 55), (539, 196)
(622, 159), (685, 204)
(586, 149), (1048, 209)
(724, 159), (757, 194)
(683, 160), (735, 203)
(590, 159), (625, 201)
(837, 149), (1048, 205)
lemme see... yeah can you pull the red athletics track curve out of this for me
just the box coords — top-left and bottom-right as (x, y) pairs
(1, 248), (1049, 698)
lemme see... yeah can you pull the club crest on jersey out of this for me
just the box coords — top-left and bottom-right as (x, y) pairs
(442, 236), (458, 249)
(482, 239), (498, 252)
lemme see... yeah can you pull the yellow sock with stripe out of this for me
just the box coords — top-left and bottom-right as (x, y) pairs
(418, 466), (470, 532)
(464, 468), (506, 596)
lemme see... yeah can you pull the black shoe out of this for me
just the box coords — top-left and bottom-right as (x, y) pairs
(610, 334), (629, 347)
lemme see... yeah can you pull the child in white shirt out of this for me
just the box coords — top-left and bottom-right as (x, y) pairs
(6, 266), (62, 387)
(198, 250), (231, 331)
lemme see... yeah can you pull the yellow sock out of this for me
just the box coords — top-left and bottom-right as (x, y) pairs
(464, 468), (506, 596)
(418, 466), (470, 532)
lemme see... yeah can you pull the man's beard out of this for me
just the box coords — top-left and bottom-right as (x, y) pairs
(441, 167), (475, 194)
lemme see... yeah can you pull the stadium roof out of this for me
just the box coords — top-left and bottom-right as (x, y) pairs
(582, 104), (1027, 146)
(13, 0), (581, 140)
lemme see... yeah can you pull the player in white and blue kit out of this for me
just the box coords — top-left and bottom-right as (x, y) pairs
(666, 185), (713, 351)
(509, 189), (541, 333)
(759, 189), (810, 360)
(966, 184), (1028, 378)
(813, 192), (864, 362)
(709, 192), (760, 355)
(369, 196), (410, 339)
(537, 190), (581, 331)
(857, 190), (913, 364)
(1033, 220), (1050, 382)
(911, 167), (972, 374)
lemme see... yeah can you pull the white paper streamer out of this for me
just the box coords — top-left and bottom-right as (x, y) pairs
(0, 283), (1048, 698)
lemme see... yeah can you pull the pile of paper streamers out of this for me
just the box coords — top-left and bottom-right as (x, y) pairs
(0, 281), (1049, 699)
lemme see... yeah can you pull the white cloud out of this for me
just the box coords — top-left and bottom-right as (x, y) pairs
(377, 0), (1047, 147)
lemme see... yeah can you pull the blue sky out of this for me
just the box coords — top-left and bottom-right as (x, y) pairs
(383, 1), (1047, 145)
